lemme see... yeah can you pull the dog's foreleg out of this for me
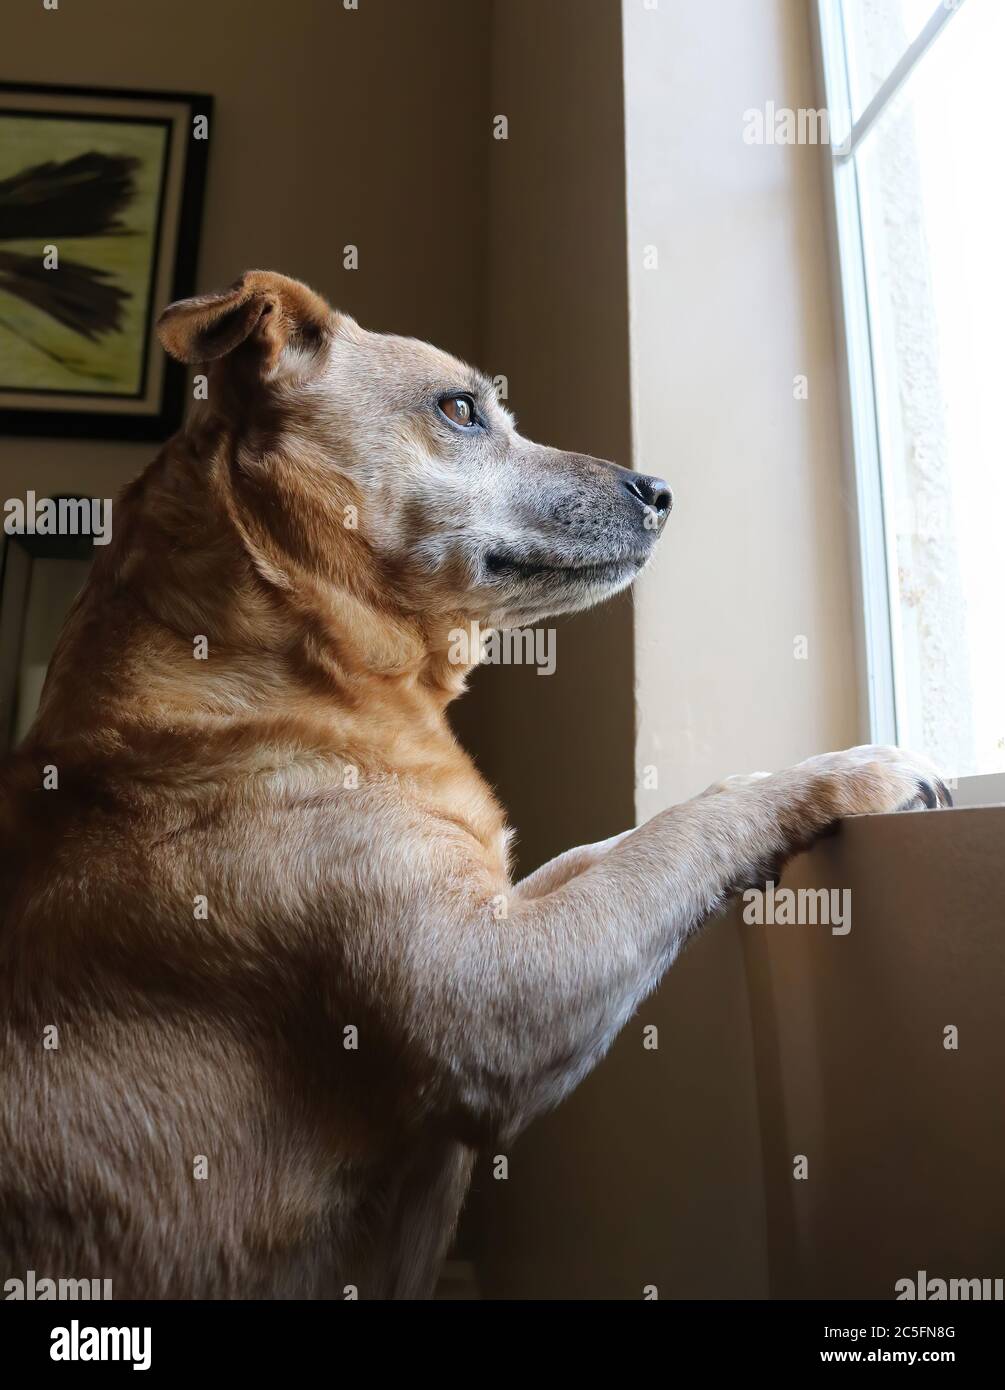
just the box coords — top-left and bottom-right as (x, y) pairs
(410, 745), (949, 1140)
(511, 830), (633, 900)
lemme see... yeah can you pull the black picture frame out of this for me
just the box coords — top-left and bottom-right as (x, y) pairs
(0, 81), (211, 442)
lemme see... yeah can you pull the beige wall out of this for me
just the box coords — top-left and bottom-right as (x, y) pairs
(480, 0), (1005, 1305)
(628, 0), (860, 814)
(452, 0), (637, 880)
(475, 0), (861, 1299)
(624, 0), (861, 1295)
(460, 0), (641, 1293)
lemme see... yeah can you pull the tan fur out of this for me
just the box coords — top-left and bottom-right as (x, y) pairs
(0, 272), (950, 1299)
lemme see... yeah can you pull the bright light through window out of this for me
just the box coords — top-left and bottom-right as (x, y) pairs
(820, 0), (1005, 778)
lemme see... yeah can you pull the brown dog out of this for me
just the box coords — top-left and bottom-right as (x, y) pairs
(0, 272), (950, 1299)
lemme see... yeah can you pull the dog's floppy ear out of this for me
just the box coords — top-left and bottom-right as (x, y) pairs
(157, 270), (331, 373)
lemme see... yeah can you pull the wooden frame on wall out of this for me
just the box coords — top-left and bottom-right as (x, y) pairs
(0, 81), (211, 441)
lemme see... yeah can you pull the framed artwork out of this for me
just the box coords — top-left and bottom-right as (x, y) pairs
(0, 497), (97, 752)
(0, 82), (211, 441)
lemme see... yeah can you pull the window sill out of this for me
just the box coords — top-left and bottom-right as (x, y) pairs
(740, 798), (1004, 1297)
(950, 772), (1005, 810)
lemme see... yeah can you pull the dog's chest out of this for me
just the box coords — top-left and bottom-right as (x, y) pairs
(423, 760), (512, 877)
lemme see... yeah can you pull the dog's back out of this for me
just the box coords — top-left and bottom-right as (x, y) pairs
(0, 468), (480, 1297)
(0, 737), (473, 1299)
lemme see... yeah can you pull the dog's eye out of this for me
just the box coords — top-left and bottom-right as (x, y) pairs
(440, 394), (476, 428)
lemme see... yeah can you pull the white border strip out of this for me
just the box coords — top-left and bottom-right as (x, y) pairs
(816, 0), (899, 744)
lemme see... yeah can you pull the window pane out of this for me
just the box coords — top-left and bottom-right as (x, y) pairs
(851, 0), (1005, 775)
(841, 0), (941, 120)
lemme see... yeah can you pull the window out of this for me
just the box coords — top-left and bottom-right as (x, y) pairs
(817, 0), (1005, 795)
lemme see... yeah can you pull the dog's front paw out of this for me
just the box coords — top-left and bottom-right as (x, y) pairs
(777, 744), (952, 840)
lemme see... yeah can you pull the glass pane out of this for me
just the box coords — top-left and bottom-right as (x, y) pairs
(852, 0), (1005, 775)
(841, 0), (942, 120)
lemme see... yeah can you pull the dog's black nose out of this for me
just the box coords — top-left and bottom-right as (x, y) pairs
(622, 473), (673, 525)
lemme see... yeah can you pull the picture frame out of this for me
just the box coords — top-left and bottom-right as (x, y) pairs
(0, 496), (97, 753)
(0, 82), (211, 441)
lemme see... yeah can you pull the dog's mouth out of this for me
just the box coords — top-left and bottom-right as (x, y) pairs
(484, 550), (649, 584)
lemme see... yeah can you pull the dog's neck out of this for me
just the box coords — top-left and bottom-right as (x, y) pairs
(34, 431), (481, 777)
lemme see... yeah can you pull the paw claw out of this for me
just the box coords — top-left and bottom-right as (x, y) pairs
(917, 779), (939, 810)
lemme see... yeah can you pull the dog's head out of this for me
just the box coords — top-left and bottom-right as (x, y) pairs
(158, 271), (671, 630)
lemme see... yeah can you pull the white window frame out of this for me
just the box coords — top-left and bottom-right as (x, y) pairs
(813, 0), (1003, 808)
